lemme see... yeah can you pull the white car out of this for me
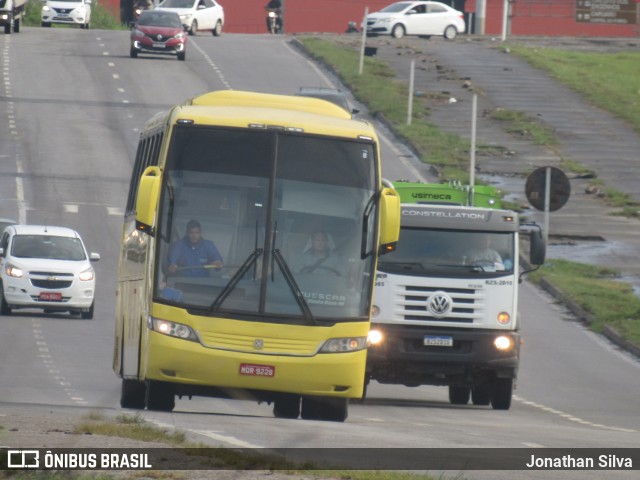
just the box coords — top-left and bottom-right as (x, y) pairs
(155, 0), (224, 36)
(365, 1), (465, 40)
(41, 0), (92, 29)
(0, 225), (99, 319)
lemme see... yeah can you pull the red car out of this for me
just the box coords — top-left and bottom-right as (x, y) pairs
(130, 10), (187, 61)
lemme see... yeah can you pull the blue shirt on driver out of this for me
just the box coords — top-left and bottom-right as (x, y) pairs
(168, 237), (223, 277)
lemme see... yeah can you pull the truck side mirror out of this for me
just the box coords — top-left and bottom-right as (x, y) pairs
(529, 228), (546, 266)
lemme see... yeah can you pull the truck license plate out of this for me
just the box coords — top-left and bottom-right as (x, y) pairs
(424, 335), (453, 347)
(239, 363), (275, 377)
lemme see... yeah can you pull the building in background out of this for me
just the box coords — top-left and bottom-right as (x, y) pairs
(106, 1), (639, 37)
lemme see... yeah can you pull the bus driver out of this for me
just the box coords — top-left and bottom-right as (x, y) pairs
(167, 220), (223, 277)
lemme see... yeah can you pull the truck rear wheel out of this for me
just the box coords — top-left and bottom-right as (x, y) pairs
(491, 378), (513, 410)
(449, 386), (470, 405)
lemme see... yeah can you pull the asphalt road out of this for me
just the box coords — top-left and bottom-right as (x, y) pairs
(0, 28), (639, 479)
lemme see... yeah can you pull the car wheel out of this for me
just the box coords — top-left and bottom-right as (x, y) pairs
(130, 47), (138, 58)
(85, 22), (90, 30)
(177, 50), (186, 61)
(391, 24), (405, 39)
(81, 302), (94, 320)
(212, 20), (222, 36)
(443, 25), (458, 40)
(41, 22), (51, 27)
(189, 20), (198, 36)
(0, 289), (11, 316)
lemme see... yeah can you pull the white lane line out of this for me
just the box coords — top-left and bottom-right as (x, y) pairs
(514, 395), (637, 433)
(150, 421), (263, 448)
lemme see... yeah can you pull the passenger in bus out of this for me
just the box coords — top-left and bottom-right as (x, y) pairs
(166, 220), (223, 277)
(467, 235), (504, 270)
(294, 231), (344, 276)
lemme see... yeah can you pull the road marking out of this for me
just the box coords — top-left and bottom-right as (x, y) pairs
(514, 395), (636, 433)
(190, 39), (232, 89)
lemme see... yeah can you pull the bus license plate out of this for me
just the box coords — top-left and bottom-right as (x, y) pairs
(40, 292), (62, 301)
(239, 363), (275, 377)
(424, 335), (453, 347)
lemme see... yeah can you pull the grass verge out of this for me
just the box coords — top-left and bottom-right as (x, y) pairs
(1, 413), (450, 480)
(529, 259), (640, 345)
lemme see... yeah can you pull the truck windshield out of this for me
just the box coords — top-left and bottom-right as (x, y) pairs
(377, 228), (515, 275)
(153, 126), (377, 323)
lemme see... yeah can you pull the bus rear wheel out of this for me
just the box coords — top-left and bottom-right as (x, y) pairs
(145, 380), (175, 411)
(120, 379), (146, 409)
(301, 396), (348, 422)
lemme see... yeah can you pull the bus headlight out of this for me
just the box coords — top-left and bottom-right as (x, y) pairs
(320, 337), (367, 353)
(150, 318), (198, 342)
(494, 335), (514, 351)
(367, 329), (383, 346)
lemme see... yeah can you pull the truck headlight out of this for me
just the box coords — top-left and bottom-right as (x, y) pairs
(494, 335), (514, 351)
(149, 318), (198, 342)
(320, 337), (367, 353)
(367, 329), (383, 346)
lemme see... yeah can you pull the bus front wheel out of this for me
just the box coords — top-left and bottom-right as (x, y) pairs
(120, 379), (146, 409)
(145, 380), (175, 411)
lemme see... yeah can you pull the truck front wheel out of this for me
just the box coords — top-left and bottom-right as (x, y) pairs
(491, 378), (513, 410)
(449, 386), (470, 405)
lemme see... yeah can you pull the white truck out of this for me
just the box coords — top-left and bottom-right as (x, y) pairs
(0, 0), (26, 34)
(367, 181), (545, 409)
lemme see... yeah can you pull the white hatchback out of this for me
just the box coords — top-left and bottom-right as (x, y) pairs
(41, 0), (92, 29)
(155, 0), (224, 36)
(0, 225), (99, 319)
(365, 1), (465, 40)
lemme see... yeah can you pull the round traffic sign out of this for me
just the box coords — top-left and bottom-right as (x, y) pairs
(525, 166), (571, 212)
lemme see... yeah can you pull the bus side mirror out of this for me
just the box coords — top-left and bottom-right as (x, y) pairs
(378, 186), (401, 255)
(529, 228), (546, 266)
(135, 166), (162, 236)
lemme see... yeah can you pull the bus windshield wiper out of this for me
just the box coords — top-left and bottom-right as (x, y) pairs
(209, 248), (263, 312)
(272, 248), (316, 325)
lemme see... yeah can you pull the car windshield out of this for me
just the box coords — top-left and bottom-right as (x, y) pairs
(159, 0), (195, 8)
(11, 235), (87, 261)
(381, 2), (413, 13)
(139, 13), (182, 28)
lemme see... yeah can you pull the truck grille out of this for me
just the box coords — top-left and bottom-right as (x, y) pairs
(400, 285), (483, 324)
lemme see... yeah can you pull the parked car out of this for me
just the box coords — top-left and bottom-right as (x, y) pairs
(155, 0), (224, 36)
(0, 225), (99, 319)
(296, 87), (359, 116)
(365, 1), (465, 40)
(41, 0), (92, 29)
(130, 10), (187, 61)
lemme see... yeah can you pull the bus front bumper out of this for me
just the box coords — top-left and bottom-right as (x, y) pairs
(143, 331), (366, 399)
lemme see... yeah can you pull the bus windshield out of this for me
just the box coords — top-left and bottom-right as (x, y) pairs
(378, 228), (515, 275)
(154, 125), (377, 323)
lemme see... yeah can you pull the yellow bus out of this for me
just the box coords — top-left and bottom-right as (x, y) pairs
(113, 90), (400, 422)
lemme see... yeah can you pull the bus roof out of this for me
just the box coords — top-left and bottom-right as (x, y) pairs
(187, 90), (353, 119)
(142, 90), (378, 141)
